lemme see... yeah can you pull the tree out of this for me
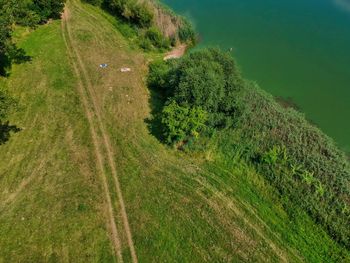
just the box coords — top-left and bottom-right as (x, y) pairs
(0, 0), (39, 75)
(168, 48), (243, 127)
(0, 0), (15, 76)
(32, 0), (66, 22)
(161, 100), (207, 144)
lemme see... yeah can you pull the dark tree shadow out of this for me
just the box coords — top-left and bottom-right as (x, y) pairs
(0, 47), (32, 77)
(0, 53), (11, 77)
(0, 121), (21, 145)
(11, 47), (32, 64)
(144, 85), (167, 143)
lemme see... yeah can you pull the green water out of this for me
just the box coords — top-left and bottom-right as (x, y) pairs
(163, 0), (350, 151)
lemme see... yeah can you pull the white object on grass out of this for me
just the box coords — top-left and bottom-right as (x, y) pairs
(121, 67), (131, 72)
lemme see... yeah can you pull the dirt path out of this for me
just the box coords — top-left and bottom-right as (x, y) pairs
(164, 44), (187, 60)
(62, 7), (127, 262)
(65, 2), (138, 262)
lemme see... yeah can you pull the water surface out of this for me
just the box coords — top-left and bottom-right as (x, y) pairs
(163, 0), (350, 151)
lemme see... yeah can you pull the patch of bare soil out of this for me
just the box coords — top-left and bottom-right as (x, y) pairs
(164, 44), (187, 60)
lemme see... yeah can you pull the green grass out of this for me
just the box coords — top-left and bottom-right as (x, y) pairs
(0, 20), (114, 262)
(0, 0), (348, 262)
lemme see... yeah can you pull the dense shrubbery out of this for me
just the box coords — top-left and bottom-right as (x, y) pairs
(162, 101), (207, 144)
(178, 19), (196, 44)
(144, 27), (170, 49)
(83, 0), (196, 50)
(105, 0), (153, 27)
(149, 48), (243, 129)
(148, 48), (350, 250)
(31, 0), (66, 22)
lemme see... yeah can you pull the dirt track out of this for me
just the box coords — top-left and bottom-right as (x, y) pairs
(61, 4), (137, 262)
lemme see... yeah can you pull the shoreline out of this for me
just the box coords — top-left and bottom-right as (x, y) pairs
(163, 44), (187, 60)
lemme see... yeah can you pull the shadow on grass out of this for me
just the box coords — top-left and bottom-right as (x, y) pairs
(0, 121), (21, 145)
(144, 85), (167, 143)
(0, 47), (32, 77)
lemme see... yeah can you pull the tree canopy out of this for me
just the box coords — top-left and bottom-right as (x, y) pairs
(149, 48), (243, 129)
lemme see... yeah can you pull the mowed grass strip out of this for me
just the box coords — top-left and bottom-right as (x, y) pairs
(0, 21), (115, 262)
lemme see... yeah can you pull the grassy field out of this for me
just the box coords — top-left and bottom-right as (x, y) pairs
(0, 0), (349, 262)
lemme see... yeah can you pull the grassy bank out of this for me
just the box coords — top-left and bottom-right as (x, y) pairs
(0, 0), (348, 262)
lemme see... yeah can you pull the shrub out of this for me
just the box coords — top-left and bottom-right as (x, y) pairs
(167, 48), (242, 127)
(139, 37), (153, 51)
(145, 27), (170, 49)
(105, 0), (153, 28)
(178, 19), (196, 44)
(32, 0), (66, 22)
(162, 101), (207, 144)
(147, 60), (173, 92)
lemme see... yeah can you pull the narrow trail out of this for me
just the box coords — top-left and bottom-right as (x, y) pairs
(67, 3), (138, 261)
(61, 7), (125, 262)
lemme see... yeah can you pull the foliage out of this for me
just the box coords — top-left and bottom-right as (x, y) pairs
(149, 48), (243, 128)
(0, 0), (64, 75)
(144, 27), (170, 49)
(31, 0), (66, 22)
(147, 59), (175, 95)
(2, 1), (350, 261)
(161, 100), (207, 144)
(105, 0), (153, 28)
(232, 82), (350, 248)
(0, 1), (14, 75)
(148, 47), (350, 250)
(178, 18), (196, 44)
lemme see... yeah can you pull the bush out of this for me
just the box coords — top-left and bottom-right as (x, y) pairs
(162, 101), (207, 144)
(32, 0), (66, 22)
(148, 49), (243, 127)
(105, 0), (153, 28)
(178, 19), (196, 44)
(145, 27), (170, 49)
(148, 60), (176, 94)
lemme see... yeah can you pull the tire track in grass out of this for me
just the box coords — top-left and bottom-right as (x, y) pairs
(63, 3), (138, 262)
(61, 8), (124, 262)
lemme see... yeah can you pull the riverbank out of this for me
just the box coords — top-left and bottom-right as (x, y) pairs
(163, 0), (350, 152)
(164, 44), (187, 60)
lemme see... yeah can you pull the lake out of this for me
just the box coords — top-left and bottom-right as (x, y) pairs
(163, 0), (350, 152)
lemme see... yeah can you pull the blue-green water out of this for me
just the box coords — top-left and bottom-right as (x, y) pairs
(163, 0), (350, 151)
